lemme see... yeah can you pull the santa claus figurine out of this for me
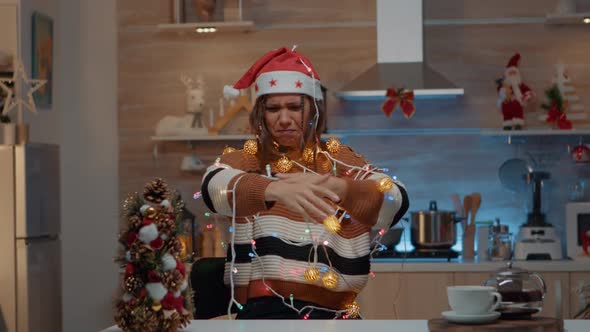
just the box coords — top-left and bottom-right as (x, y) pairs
(496, 53), (535, 130)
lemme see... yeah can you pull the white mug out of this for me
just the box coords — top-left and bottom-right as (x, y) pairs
(447, 286), (502, 315)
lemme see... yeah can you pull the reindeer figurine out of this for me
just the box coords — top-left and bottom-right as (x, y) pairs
(180, 74), (205, 129)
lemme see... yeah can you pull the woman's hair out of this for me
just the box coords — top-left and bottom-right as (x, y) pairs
(249, 94), (326, 169)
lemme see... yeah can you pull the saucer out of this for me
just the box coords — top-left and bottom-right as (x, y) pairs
(442, 310), (500, 324)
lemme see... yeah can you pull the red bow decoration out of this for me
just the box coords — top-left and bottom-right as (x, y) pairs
(381, 88), (415, 119)
(546, 103), (572, 130)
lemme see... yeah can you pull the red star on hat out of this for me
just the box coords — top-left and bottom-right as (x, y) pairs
(269, 79), (277, 87)
(254, 83), (259, 92)
(295, 80), (303, 88)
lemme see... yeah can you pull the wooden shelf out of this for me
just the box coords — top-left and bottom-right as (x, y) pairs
(328, 128), (481, 136)
(480, 128), (590, 136)
(545, 12), (590, 25)
(156, 21), (255, 33)
(151, 132), (342, 142)
(152, 134), (254, 141)
(328, 128), (590, 137)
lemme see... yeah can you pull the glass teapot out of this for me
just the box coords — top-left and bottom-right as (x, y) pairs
(483, 262), (547, 319)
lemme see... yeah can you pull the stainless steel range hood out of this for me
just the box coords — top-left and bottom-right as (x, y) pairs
(336, 0), (464, 100)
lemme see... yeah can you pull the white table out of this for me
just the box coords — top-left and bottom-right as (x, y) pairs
(100, 319), (590, 332)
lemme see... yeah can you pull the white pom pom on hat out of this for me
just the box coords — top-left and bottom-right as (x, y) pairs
(223, 85), (240, 99)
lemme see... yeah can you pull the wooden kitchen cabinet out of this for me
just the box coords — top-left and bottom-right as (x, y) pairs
(356, 272), (453, 319)
(453, 272), (492, 286)
(358, 271), (577, 319)
(570, 272), (590, 318)
(454, 272), (571, 318)
(536, 272), (570, 318)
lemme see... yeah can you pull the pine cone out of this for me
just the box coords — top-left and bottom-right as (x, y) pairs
(143, 178), (170, 204)
(124, 275), (144, 293)
(128, 215), (143, 230)
(129, 243), (154, 262)
(162, 270), (183, 292)
(114, 310), (131, 332)
(122, 192), (142, 217)
(155, 214), (176, 238)
(167, 238), (183, 257)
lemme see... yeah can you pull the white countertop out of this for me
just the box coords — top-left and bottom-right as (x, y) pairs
(100, 319), (589, 332)
(370, 258), (590, 273)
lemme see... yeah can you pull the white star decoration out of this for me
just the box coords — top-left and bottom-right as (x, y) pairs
(0, 59), (47, 115)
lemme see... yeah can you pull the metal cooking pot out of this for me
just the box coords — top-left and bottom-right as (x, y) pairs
(410, 201), (462, 249)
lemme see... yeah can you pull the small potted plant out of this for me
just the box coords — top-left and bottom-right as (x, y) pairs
(0, 113), (16, 145)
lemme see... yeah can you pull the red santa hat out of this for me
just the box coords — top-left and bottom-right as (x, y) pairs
(223, 46), (323, 100)
(506, 53), (521, 69)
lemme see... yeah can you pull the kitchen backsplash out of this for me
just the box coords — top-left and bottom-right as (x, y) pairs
(343, 130), (590, 253)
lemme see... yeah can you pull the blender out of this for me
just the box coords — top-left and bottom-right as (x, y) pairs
(513, 171), (563, 260)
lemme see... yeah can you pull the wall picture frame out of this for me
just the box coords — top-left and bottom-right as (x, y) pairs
(31, 11), (53, 109)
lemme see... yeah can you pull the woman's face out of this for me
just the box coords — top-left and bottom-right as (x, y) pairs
(263, 94), (310, 149)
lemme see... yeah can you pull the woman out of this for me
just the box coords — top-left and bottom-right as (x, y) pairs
(201, 47), (409, 319)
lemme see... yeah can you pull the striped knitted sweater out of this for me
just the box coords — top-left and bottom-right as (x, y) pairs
(201, 143), (409, 310)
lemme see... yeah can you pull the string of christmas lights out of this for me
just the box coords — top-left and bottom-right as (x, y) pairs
(195, 141), (405, 319)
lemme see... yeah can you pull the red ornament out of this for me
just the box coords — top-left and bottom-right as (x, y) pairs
(150, 237), (164, 250)
(147, 270), (161, 282)
(126, 232), (138, 246)
(162, 292), (176, 310)
(381, 88), (415, 119)
(174, 294), (185, 312)
(161, 293), (185, 312)
(176, 259), (186, 277)
(142, 218), (153, 226)
(572, 144), (590, 163)
(125, 263), (135, 277)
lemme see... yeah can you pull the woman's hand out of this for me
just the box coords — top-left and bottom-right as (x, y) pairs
(276, 173), (348, 201)
(265, 173), (340, 222)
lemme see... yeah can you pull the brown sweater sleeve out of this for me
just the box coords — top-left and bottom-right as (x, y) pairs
(205, 150), (273, 217)
(331, 146), (385, 227)
(226, 173), (274, 217)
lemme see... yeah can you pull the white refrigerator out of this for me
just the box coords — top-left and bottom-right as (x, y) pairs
(0, 144), (62, 332)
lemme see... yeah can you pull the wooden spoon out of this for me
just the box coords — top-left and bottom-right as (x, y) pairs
(462, 195), (472, 230)
(470, 192), (482, 226)
(462, 194), (475, 260)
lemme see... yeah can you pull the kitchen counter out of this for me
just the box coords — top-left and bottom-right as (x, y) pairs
(370, 258), (590, 272)
(99, 319), (590, 332)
